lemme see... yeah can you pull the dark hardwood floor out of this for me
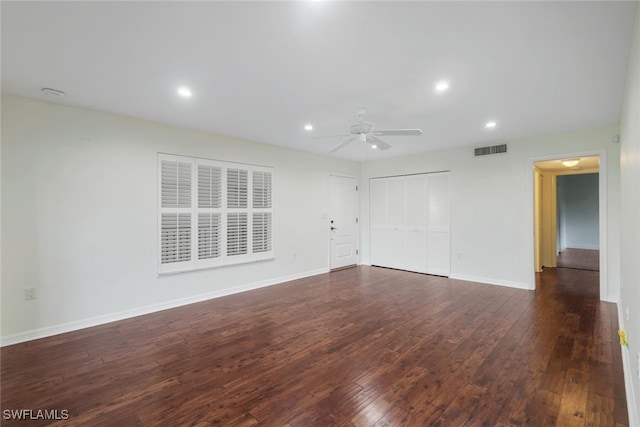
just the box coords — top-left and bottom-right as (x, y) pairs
(557, 248), (600, 271)
(1, 266), (627, 426)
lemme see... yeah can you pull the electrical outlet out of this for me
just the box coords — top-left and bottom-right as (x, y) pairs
(24, 288), (36, 300)
(292, 251), (297, 259)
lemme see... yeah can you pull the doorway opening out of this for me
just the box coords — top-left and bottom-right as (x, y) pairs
(533, 155), (602, 296)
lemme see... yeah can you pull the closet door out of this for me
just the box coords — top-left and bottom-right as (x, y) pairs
(426, 172), (450, 276)
(370, 178), (389, 267)
(404, 174), (427, 273)
(370, 176), (406, 270)
(386, 176), (406, 270)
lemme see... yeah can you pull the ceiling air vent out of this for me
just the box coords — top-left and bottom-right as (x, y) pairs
(474, 143), (508, 157)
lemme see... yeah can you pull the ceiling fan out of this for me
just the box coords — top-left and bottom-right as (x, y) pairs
(322, 108), (423, 153)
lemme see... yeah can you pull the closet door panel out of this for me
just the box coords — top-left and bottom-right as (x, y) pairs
(406, 231), (427, 273)
(371, 229), (391, 267)
(369, 178), (388, 267)
(373, 176), (406, 270)
(370, 178), (388, 226)
(405, 174), (427, 273)
(387, 229), (407, 270)
(427, 231), (450, 276)
(386, 176), (406, 226)
(426, 173), (450, 276)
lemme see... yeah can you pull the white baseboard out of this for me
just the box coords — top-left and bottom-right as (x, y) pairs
(564, 244), (600, 251)
(1, 267), (329, 347)
(603, 294), (619, 304)
(617, 301), (640, 427)
(449, 274), (533, 290)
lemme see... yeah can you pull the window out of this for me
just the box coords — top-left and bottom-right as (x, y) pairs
(158, 154), (273, 274)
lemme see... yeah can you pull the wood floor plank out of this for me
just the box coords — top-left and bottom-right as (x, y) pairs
(556, 368), (590, 426)
(0, 266), (628, 426)
(586, 392), (617, 427)
(430, 382), (487, 427)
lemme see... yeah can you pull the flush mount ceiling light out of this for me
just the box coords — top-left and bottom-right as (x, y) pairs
(485, 121), (497, 129)
(304, 124), (313, 131)
(435, 80), (449, 92)
(41, 87), (65, 97)
(562, 159), (580, 167)
(176, 86), (192, 98)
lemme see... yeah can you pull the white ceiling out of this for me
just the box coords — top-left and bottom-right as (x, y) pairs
(1, 1), (636, 161)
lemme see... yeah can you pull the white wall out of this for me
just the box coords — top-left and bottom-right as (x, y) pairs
(361, 124), (621, 298)
(557, 173), (600, 250)
(619, 3), (640, 425)
(0, 95), (625, 341)
(1, 95), (360, 342)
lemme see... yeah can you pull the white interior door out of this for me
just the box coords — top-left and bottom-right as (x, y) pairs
(330, 175), (358, 269)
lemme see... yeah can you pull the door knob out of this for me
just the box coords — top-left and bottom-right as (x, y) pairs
(331, 227), (337, 231)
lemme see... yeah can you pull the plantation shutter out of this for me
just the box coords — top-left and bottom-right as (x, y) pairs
(252, 212), (272, 253)
(196, 162), (224, 268)
(253, 171), (272, 208)
(159, 154), (273, 273)
(158, 155), (195, 273)
(252, 169), (274, 260)
(198, 213), (221, 259)
(198, 164), (222, 209)
(225, 167), (250, 264)
(227, 168), (248, 208)
(161, 160), (191, 208)
(160, 213), (192, 262)
(227, 213), (248, 256)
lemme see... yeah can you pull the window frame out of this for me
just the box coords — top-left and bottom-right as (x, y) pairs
(158, 153), (274, 274)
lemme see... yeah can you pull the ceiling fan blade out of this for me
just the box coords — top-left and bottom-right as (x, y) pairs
(329, 136), (356, 153)
(311, 134), (351, 139)
(368, 136), (391, 151)
(373, 129), (423, 136)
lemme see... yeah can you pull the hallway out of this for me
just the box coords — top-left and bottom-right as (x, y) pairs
(557, 248), (600, 271)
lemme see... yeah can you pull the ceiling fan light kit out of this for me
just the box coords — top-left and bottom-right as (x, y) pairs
(323, 108), (423, 154)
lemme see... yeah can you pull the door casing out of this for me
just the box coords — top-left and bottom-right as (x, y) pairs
(528, 149), (609, 300)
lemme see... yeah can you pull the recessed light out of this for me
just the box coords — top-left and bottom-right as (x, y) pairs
(304, 124), (313, 131)
(485, 121), (497, 129)
(435, 81), (449, 92)
(371, 144), (377, 149)
(177, 87), (192, 98)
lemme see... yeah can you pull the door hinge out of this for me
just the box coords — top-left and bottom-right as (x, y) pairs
(356, 185), (359, 191)
(356, 249), (359, 255)
(356, 217), (359, 223)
